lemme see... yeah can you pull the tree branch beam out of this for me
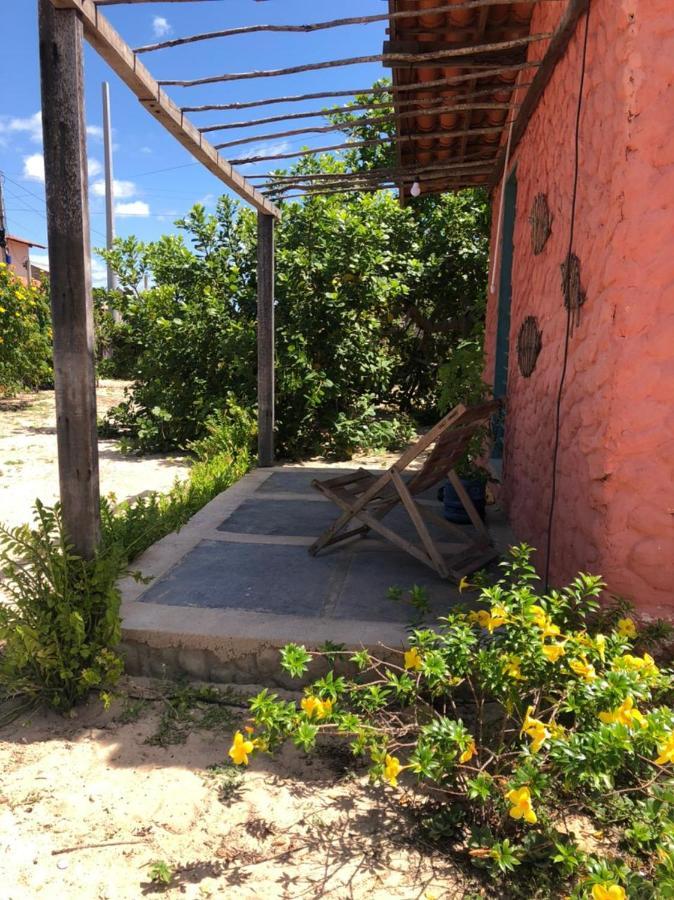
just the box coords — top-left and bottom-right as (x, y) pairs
(160, 34), (551, 88)
(212, 103), (517, 151)
(180, 62), (539, 114)
(134, 1), (543, 54)
(198, 84), (530, 134)
(50, 0), (279, 218)
(226, 123), (512, 165)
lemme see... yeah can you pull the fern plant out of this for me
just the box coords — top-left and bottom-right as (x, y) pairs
(0, 501), (123, 715)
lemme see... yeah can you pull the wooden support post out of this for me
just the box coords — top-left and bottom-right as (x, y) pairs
(257, 212), (275, 467)
(39, 0), (101, 558)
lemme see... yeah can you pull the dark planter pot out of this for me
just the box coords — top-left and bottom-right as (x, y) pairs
(440, 477), (487, 525)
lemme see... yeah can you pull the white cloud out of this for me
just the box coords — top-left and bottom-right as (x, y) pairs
(88, 158), (103, 178)
(92, 178), (137, 199)
(28, 252), (107, 288)
(23, 153), (45, 183)
(236, 141), (292, 161)
(3, 112), (43, 143)
(0, 112), (105, 149)
(140, 146), (153, 155)
(115, 201), (150, 218)
(152, 16), (172, 37)
(91, 255), (108, 288)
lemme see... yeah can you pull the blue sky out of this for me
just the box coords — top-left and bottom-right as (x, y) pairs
(1, 1), (388, 283)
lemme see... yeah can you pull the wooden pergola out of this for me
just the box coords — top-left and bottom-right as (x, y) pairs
(38, 0), (585, 560)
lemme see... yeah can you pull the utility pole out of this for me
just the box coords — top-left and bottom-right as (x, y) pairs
(0, 173), (9, 264)
(39, 0), (101, 558)
(102, 81), (117, 291)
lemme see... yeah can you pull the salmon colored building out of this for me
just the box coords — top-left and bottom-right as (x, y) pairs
(484, 0), (674, 618)
(4, 235), (47, 285)
(389, 0), (674, 616)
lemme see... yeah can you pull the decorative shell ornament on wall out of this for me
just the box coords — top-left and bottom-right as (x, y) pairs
(517, 316), (543, 378)
(530, 193), (551, 255)
(560, 252), (586, 332)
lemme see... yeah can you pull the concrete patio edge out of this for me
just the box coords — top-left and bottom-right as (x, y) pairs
(118, 465), (412, 686)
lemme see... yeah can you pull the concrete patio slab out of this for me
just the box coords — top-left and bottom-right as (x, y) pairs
(120, 463), (516, 686)
(217, 498), (339, 536)
(140, 540), (344, 615)
(254, 468), (356, 495)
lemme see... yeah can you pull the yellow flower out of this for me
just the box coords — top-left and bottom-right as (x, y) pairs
(569, 657), (596, 681)
(655, 732), (674, 766)
(617, 617), (637, 639)
(301, 695), (333, 719)
(468, 609), (506, 633)
(505, 786), (537, 824)
(228, 730), (255, 766)
(487, 612), (507, 633)
(595, 634), (606, 661)
(614, 652), (659, 679)
(383, 754), (403, 787)
(599, 696), (647, 729)
(521, 707), (549, 753)
(549, 722), (566, 739)
(591, 885), (626, 900)
(503, 656), (524, 680)
(404, 647), (423, 671)
(542, 643), (566, 663)
(542, 622), (561, 640)
(459, 740), (477, 764)
(530, 605), (560, 639)
(458, 577), (472, 593)
(301, 695), (320, 718)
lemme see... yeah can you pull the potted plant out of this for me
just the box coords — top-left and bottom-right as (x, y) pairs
(438, 427), (492, 524)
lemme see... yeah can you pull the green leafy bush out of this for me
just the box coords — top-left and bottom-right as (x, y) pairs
(98, 130), (489, 457)
(0, 262), (52, 396)
(0, 502), (123, 714)
(237, 546), (674, 898)
(102, 399), (255, 562)
(0, 401), (254, 715)
(438, 336), (489, 413)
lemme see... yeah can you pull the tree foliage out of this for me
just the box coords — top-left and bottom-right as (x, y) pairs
(0, 263), (53, 397)
(99, 86), (490, 457)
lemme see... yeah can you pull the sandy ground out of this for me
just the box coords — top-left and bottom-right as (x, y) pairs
(0, 680), (477, 900)
(0, 389), (477, 898)
(0, 381), (189, 531)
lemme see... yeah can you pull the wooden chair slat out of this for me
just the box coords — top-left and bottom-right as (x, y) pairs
(309, 398), (502, 582)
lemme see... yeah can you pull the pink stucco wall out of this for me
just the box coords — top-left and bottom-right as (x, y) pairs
(7, 238), (31, 283)
(484, 0), (674, 617)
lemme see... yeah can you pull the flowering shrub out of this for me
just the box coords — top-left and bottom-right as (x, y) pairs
(233, 546), (674, 897)
(0, 262), (52, 396)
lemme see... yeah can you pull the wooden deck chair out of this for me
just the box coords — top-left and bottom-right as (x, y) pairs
(309, 399), (502, 581)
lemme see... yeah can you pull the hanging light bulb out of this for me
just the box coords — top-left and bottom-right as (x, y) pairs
(410, 180), (421, 198)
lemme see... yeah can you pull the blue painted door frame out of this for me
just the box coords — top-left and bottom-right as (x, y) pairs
(492, 171), (517, 459)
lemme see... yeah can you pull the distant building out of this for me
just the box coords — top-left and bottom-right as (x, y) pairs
(3, 234), (48, 284)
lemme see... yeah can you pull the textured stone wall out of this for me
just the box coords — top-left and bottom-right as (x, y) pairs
(484, 0), (674, 617)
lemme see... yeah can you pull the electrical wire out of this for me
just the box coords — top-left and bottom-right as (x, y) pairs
(543, 3), (592, 591)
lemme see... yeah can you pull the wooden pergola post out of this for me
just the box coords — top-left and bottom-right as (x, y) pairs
(257, 212), (275, 467)
(39, 0), (101, 558)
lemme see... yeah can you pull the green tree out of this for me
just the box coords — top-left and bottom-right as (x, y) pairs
(99, 85), (490, 456)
